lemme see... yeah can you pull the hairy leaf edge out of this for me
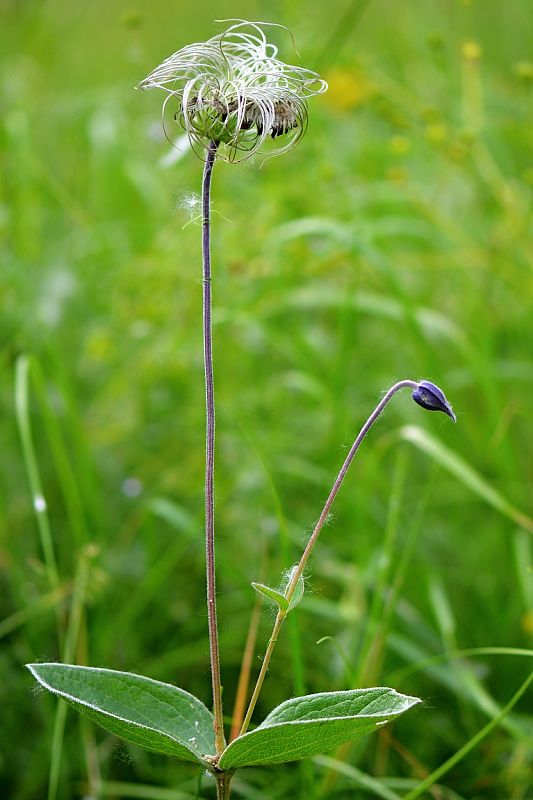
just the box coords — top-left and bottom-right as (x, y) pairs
(261, 687), (423, 725)
(26, 662), (213, 762)
(219, 688), (422, 765)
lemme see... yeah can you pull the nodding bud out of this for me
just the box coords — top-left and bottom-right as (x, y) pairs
(411, 380), (456, 422)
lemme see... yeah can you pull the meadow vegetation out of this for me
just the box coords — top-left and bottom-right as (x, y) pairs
(1, 1), (532, 798)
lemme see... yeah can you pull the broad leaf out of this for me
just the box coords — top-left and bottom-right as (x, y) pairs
(27, 663), (215, 763)
(252, 582), (289, 612)
(219, 687), (421, 768)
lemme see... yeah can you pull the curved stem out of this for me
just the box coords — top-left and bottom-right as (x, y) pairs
(202, 139), (225, 754)
(240, 379), (418, 735)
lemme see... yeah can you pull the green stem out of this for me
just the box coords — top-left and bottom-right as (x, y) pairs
(48, 546), (94, 800)
(239, 609), (286, 736)
(240, 380), (418, 734)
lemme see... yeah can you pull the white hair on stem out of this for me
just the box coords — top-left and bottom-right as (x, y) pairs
(138, 20), (327, 162)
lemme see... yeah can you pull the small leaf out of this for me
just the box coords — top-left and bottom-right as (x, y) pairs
(284, 565), (304, 611)
(219, 687), (421, 768)
(27, 663), (215, 763)
(252, 582), (289, 612)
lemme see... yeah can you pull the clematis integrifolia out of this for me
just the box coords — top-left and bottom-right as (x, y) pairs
(138, 20), (328, 161)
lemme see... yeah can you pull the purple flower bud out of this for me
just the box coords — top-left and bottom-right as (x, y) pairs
(411, 380), (456, 422)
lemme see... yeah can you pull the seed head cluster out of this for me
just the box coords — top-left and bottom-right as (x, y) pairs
(139, 20), (328, 161)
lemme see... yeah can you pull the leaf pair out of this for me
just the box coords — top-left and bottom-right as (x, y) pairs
(28, 663), (421, 768)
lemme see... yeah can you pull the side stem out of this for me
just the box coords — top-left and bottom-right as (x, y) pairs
(202, 139), (225, 755)
(240, 379), (418, 735)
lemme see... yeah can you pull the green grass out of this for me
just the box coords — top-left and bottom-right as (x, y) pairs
(1, 0), (532, 798)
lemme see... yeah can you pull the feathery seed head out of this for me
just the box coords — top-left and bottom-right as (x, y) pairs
(138, 20), (327, 161)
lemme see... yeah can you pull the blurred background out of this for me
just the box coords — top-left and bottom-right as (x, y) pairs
(1, 0), (532, 798)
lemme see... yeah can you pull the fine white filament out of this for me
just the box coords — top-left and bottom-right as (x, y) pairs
(139, 20), (328, 161)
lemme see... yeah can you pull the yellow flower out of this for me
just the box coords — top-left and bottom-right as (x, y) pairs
(323, 68), (374, 112)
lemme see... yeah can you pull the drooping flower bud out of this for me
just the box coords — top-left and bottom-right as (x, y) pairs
(411, 380), (456, 422)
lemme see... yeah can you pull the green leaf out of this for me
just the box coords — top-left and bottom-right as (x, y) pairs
(218, 688), (421, 768)
(27, 663), (215, 763)
(252, 565), (305, 614)
(251, 582), (289, 612)
(284, 565), (305, 611)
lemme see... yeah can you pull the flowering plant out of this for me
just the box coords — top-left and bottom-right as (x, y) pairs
(28, 21), (456, 800)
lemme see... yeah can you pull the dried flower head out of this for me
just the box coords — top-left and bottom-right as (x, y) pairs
(138, 20), (327, 162)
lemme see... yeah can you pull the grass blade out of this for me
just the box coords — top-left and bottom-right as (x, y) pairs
(402, 670), (533, 799)
(313, 755), (402, 800)
(15, 355), (59, 590)
(399, 425), (533, 532)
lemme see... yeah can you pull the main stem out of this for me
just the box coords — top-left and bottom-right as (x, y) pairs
(202, 139), (225, 755)
(216, 771), (234, 799)
(240, 379), (418, 735)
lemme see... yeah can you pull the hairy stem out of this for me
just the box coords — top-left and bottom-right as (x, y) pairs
(240, 380), (418, 734)
(216, 770), (234, 800)
(239, 607), (285, 736)
(202, 139), (225, 755)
